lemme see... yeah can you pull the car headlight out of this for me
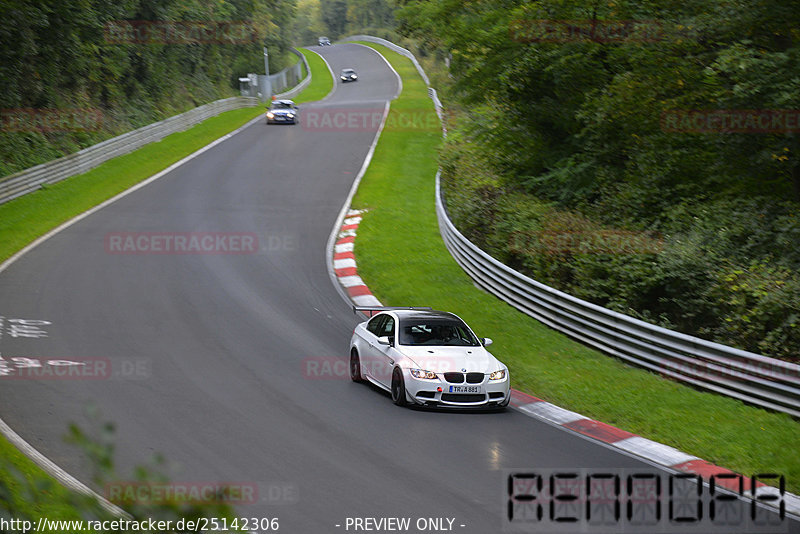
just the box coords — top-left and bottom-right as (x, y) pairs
(489, 369), (506, 381)
(266, 112), (274, 119)
(352, 75), (357, 79)
(286, 113), (294, 118)
(410, 368), (437, 379)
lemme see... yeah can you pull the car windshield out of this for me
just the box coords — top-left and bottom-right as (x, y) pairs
(343, 69), (355, 74)
(272, 102), (293, 110)
(398, 318), (480, 346)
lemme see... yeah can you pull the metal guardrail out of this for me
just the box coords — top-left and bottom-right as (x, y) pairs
(436, 176), (800, 417)
(342, 35), (431, 85)
(0, 97), (257, 205)
(267, 48), (310, 98)
(342, 35), (445, 131)
(0, 48), (311, 205)
(275, 48), (312, 100)
(347, 35), (800, 417)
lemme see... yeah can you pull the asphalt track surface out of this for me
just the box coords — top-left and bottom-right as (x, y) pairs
(1, 44), (796, 533)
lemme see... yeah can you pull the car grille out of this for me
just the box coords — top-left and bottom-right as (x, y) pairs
(441, 394), (485, 403)
(444, 372), (484, 384)
(443, 372), (464, 383)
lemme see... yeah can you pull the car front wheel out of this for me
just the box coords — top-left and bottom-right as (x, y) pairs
(391, 368), (408, 406)
(349, 349), (363, 382)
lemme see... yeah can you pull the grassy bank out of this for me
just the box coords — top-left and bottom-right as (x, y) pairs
(347, 42), (800, 492)
(0, 50), (334, 518)
(295, 48), (334, 103)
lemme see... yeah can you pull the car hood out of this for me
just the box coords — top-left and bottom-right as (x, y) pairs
(270, 109), (295, 115)
(398, 345), (500, 374)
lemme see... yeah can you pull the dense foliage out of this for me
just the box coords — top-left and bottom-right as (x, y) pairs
(0, 0), (297, 177)
(291, 0), (395, 43)
(396, 0), (800, 361)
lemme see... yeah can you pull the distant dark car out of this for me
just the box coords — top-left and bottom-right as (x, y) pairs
(266, 99), (299, 125)
(318, 36), (331, 46)
(340, 68), (358, 83)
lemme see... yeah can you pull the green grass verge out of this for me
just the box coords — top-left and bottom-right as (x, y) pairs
(295, 48), (333, 104)
(0, 436), (91, 519)
(0, 55), (333, 264)
(0, 49), (334, 517)
(347, 42), (800, 492)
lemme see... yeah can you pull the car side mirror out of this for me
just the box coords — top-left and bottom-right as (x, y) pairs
(481, 337), (493, 347)
(377, 336), (392, 346)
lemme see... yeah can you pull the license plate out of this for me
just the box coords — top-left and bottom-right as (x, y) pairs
(449, 385), (481, 393)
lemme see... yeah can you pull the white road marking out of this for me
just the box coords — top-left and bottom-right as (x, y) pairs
(518, 401), (585, 425)
(334, 258), (357, 270)
(338, 275), (366, 288)
(352, 294), (382, 307)
(343, 216), (362, 226)
(614, 436), (699, 466)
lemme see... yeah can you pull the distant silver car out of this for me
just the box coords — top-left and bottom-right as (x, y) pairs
(318, 36), (331, 46)
(349, 307), (510, 409)
(340, 68), (358, 83)
(266, 99), (299, 125)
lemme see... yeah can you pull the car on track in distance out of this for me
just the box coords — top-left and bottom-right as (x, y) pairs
(266, 99), (299, 124)
(318, 36), (331, 46)
(340, 68), (358, 82)
(349, 306), (510, 409)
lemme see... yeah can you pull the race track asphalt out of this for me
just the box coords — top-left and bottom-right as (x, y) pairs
(1, 43), (795, 533)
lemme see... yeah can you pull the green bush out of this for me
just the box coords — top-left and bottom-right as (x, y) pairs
(441, 133), (800, 362)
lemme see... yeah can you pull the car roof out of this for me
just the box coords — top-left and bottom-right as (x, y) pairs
(272, 99), (295, 105)
(382, 309), (460, 321)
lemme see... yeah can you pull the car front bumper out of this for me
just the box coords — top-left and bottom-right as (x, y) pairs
(404, 371), (510, 408)
(267, 114), (296, 124)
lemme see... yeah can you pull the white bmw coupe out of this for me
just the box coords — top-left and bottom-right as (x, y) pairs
(349, 307), (510, 409)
